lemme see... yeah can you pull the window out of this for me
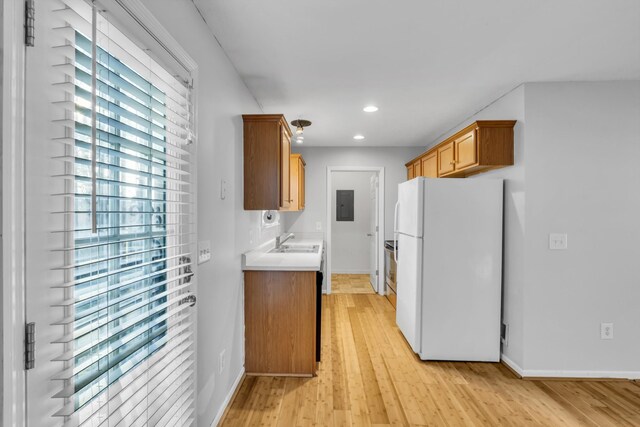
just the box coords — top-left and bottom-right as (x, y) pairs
(49, 1), (195, 424)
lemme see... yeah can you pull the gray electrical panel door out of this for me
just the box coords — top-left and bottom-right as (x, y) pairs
(336, 190), (354, 221)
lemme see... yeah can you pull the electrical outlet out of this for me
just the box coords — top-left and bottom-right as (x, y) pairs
(601, 323), (614, 340)
(316, 221), (322, 231)
(549, 233), (568, 250)
(219, 349), (226, 374)
(198, 240), (212, 264)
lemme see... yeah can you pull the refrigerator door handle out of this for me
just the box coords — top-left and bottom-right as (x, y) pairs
(394, 201), (399, 233)
(394, 201), (399, 262)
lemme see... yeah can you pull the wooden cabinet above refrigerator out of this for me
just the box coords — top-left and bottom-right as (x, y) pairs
(406, 120), (516, 179)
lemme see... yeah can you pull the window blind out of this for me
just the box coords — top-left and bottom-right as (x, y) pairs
(49, 0), (196, 425)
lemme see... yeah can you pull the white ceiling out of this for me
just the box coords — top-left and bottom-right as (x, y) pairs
(193, 0), (640, 147)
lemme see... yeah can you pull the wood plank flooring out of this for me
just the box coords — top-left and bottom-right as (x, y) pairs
(331, 274), (376, 294)
(221, 293), (640, 426)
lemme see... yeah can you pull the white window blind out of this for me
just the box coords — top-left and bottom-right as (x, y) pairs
(49, 0), (196, 425)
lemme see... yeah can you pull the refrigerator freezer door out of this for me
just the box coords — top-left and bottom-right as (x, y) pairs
(396, 178), (424, 238)
(395, 233), (423, 353)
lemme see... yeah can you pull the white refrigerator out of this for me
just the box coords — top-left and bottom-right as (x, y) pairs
(394, 177), (503, 361)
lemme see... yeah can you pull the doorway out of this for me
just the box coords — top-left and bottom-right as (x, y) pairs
(326, 167), (385, 294)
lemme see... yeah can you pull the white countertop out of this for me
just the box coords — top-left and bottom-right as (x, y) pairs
(242, 238), (324, 271)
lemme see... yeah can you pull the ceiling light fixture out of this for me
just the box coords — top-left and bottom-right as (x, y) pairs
(363, 105), (378, 113)
(290, 119), (312, 139)
(353, 134), (365, 140)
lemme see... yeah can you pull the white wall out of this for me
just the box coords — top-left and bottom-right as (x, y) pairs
(286, 146), (422, 243)
(141, 1), (283, 425)
(331, 171), (375, 274)
(425, 81), (640, 377)
(523, 81), (640, 375)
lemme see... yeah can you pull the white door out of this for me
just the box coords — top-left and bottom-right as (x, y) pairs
(24, 1), (196, 425)
(369, 175), (379, 291)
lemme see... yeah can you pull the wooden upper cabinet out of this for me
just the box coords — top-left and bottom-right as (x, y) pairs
(280, 127), (291, 209)
(413, 159), (422, 177)
(437, 141), (456, 176)
(405, 120), (516, 180)
(287, 154), (306, 211)
(421, 152), (438, 178)
(454, 129), (477, 170)
(243, 114), (293, 210)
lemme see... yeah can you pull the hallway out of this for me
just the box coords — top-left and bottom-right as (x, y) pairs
(331, 274), (376, 294)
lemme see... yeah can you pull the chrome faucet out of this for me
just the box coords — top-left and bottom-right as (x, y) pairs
(275, 233), (295, 248)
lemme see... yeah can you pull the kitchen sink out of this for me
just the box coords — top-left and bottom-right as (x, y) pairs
(269, 244), (320, 254)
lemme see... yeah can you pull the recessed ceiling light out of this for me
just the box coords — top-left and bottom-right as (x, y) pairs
(363, 105), (378, 113)
(353, 134), (365, 140)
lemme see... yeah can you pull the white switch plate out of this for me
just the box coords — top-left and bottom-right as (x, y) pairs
(316, 221), (322, 231)
(601, 322), (614, 340)
(219, 349), (226, 374)
(549, 233), (568, 250)
(198, 240), (212, 264)
(220, 179), (227, 200)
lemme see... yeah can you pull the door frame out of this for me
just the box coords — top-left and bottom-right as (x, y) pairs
(326, 166), (385, 295)
(2, 1), (200, 425)
(2, 0), (28, 425)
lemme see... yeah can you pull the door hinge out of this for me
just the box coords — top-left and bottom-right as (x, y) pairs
(376, 269), (379, 276)
(25, 322), (35, 370)
(25, 0), (35, 47)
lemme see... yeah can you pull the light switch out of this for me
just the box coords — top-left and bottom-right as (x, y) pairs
(316, 222), (322, 231)
(198, 240), (212, 264)
(549, 233), (568, 250)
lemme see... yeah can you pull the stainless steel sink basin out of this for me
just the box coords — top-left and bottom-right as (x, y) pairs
(269, 245), (320, 254)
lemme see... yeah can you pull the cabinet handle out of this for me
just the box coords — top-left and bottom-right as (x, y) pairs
(450, 161), (455, 166)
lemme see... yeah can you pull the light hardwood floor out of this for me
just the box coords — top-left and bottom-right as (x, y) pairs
(221, 293), (640, 426)
(331, 274), (376, 294)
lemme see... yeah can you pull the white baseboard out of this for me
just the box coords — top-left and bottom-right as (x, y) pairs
(211, 368), (245, 427)
(501, 354), (640, 380)
(331, 269), (370, 274)
(501, 354), (525, 377)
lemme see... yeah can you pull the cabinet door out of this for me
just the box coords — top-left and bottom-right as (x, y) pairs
(454, 129), (477, 170)
(407, 164), (414, 180)
(413, 159), (422, 177)
(421, 152), (438, 178)
(299, 158), (305, 209)
(438, 142), (455, 175)
(280, 127), (291, 209)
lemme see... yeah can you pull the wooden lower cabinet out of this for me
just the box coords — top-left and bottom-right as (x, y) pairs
(244, 270), (317, 376)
